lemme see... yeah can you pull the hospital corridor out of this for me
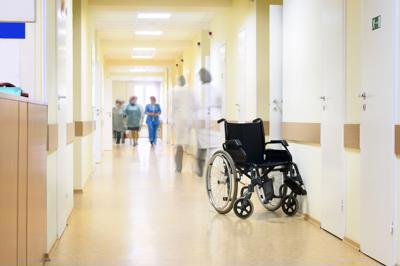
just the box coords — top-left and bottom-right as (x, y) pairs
(0, 0), (400, 266)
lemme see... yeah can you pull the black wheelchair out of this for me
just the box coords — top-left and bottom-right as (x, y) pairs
(206, 118), (307, 219)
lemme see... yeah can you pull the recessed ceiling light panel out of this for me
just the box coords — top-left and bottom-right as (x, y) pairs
(135, 30), (164, 36)
(132, 55), (153, 59)
(133, 47), (156, 51)
(137, 13), (171, 19)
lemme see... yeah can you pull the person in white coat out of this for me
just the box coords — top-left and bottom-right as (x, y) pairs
(196, 68), (222, 177)
(172, 75), (195, 172)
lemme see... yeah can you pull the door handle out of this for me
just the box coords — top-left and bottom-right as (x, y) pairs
(358, 92), (367, 100)
(58, 95), (67, 100)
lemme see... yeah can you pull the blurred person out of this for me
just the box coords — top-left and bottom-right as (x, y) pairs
(112, 100), (126, 144)
(171, 75), (195, 172)
(125, 96), (143, 146)
(145, 96), (162, 146)
(196, 68), (222, 177)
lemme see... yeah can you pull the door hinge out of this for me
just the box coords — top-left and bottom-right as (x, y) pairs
(341, 200), (344, 212)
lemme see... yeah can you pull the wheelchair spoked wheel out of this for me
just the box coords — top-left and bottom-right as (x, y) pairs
(255, 172), (287, 211)
(206, 150), (238, 214)
(281, 195), (299, 216)
(233, 198), (254, 219)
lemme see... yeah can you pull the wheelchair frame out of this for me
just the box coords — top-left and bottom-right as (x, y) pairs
(205, 118), (307, 219)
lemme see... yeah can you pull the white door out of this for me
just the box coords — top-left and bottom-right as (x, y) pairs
(320, 0), (346, 239)
(103, 79), (113, 150)
(360, 0), (398, 265)
(237, 29), (247, 122)
(269, 5), (283, 140)
(56, 0), (71, 237)
(93, 61), (103, 163)
(217, 43), (227, 117)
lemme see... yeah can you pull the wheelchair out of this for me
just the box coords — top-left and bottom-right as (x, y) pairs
(205, 118), (307, 219)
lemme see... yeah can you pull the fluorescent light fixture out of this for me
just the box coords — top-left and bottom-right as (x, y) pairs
(132, 55), (153, 59)
(133, 47), (156, 52)
(137, 13), (171, 19)
(135, 30), (163, 36)
(130, 67), (148, 73)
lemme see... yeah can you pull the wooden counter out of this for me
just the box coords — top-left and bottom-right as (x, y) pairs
(0, 93), (47, 266)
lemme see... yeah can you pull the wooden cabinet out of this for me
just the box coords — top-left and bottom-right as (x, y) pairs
(0, 98), (19, 266)
(0, 94), (47, 266)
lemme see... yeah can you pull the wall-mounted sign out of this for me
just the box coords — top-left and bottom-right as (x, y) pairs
(0, 0), (35, 22)
(372, 15), (381, 31)
(0, 22), (25, 39)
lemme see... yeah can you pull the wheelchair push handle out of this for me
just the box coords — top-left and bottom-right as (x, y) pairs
(217, 118), (226, 124)
(252, 118), (263, 123)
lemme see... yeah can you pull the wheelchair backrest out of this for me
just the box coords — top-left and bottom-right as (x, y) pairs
(224, 120), (265, 164)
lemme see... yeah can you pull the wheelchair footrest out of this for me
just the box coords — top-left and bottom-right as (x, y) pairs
(285, 178), (307, 196)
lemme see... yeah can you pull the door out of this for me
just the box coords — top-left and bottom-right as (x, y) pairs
(93, 61), (103, 163)
(56, 0), (71, 237)
(320, 0), (346, 239)
(269, 5), (283, 140)
(237, 29), (247, 122)
(103, 79), (113, 151)
(360, 0), (398, 265)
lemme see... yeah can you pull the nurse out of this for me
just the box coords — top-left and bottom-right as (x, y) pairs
(145, 96), (162, 146)
(125, 96), (143, 146)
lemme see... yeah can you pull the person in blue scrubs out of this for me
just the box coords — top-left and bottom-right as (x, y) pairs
(145, 96), (162, 146)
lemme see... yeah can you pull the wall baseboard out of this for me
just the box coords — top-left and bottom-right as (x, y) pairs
(303, 214), (321, 228)
(45, 238), (60, 262)
(303, 214), (361, 252)
(343, 237), (360, 251)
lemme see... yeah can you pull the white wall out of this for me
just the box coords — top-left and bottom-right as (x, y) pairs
(0, 23), (38, 99)
(282, 0), (323, 221)
(0, 0), (35, 22)
(209, 0), (257, 120)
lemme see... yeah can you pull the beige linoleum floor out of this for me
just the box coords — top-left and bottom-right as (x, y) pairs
(47, 141), (379, 266)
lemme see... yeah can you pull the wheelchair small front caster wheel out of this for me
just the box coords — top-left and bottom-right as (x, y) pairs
(233, 198), (254, 219)
(282, 195), (298, 216)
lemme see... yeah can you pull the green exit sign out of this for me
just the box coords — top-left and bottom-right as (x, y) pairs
(372, 15), (381, 31)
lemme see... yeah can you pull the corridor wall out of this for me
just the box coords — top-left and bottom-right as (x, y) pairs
(0, 1), (45, 101)
(209, 0), (257, 121)
(73, 0), (95, 191)
(344, 0), (362, 244)
(282, 0), (323, 220)
(282, 1), (400, 264)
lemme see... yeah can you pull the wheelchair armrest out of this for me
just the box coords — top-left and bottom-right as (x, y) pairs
(266, 140), (289, 147)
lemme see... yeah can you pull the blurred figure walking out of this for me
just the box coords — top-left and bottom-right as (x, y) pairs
(145, 96), (162, 146)
(171, 75), (195, 172)
(112, 100), (126, 144)
(125, 96), (143, 146)
(196, 68), (222, 177)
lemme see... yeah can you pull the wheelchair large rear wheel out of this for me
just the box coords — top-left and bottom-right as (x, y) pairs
(255, 171), (287, 211)
(206, 150), (238, 214)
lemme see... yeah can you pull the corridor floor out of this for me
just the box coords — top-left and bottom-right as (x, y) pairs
(47, 142), (379, 266)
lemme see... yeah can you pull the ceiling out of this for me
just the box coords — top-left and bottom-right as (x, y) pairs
(88, 1), (234, 81)
(91, 6), (218, 79)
